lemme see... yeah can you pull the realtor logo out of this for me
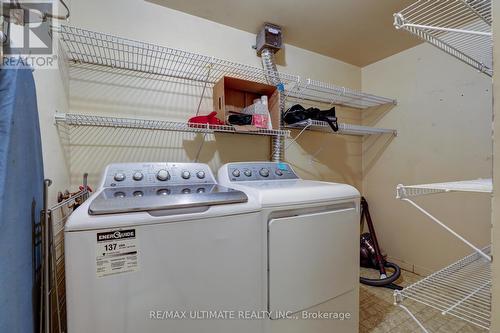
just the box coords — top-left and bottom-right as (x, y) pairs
(1, 1), (57, 69)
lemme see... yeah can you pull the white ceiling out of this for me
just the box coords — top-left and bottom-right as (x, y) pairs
(148, 0), (421, 67)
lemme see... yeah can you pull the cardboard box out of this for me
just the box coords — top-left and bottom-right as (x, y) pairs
(213, 77), (280, 130)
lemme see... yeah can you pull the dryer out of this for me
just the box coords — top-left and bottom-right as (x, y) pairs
(65, 162), (265, 333)
(218, 161), (361, 333)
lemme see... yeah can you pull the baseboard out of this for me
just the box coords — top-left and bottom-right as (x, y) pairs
(386, 256), (433, 277)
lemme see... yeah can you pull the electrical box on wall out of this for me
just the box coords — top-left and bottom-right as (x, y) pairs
(256, 23), (282, 56)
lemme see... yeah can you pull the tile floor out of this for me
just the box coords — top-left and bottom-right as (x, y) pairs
(359, 268), (487, 333)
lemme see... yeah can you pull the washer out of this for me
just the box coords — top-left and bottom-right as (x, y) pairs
(65, 162), (266, 333)
(218, 161), (361, 333)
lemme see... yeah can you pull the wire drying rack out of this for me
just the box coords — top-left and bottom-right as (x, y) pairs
(395, 179), (492, 332)
(54, 112), (290, 137)
(41, 175), (91, 333)
(394, 0), (492, 76)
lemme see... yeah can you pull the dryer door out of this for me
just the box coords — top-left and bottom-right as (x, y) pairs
(268, 207), (358, 318)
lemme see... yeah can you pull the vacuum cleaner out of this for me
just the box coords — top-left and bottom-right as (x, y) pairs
(359, 197), (403, 290)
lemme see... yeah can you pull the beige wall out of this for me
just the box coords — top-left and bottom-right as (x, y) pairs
(361, 43), (492, 274)
(34, 52), (70, 204)
(36, 0), (366, 198)
(491, 0), (499, 330)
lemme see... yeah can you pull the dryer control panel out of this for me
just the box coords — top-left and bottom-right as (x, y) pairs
(100, 162), (215, 189)
(225, 162), (299, 182)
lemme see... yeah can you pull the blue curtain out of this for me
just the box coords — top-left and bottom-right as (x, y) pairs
(0, 65), (44, 333)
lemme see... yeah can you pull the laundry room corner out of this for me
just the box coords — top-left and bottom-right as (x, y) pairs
(361, 43), (492, 274)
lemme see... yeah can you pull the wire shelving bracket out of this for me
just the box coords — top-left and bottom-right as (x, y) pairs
(394, 0), (492, 76)
(396, 179), (492, 261)
(395, 179), (492, 332)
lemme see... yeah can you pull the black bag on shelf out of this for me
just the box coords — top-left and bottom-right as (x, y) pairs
(228, 113), (252, 126)
(283, 104), (339, 132)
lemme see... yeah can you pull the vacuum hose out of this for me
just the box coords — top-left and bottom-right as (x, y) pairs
(359, 197), (403, 289)
(261, 48), (285, 162)
(359, 262), (401, 287)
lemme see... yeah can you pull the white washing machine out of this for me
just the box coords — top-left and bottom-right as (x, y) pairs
(65, 162), (266, 333)
(218, 162), (361, 333)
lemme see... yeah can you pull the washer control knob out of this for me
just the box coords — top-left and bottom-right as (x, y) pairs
(132, 172), (143, 181)
(157, 188), (170, 196)
(275, 169), (283, 176)
(232, 169), (241, 177)
(156, 169), (170, 181)
(114, 173), (126, 182)
(196, 171), (206, 179)
(181, 171), (191, 179)
(244, 169), (252, 177)
(259, 168), (270, 177)
(114, 191), (126, 198)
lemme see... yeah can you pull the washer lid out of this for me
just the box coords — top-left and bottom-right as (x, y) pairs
(88, 184), (248, 215)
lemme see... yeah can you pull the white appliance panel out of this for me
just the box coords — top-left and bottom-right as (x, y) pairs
(66, 212), (265, 333)
(268, 208), (358, 317)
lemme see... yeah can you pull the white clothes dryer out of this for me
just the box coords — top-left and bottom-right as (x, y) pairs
(218, 161), (361, 333)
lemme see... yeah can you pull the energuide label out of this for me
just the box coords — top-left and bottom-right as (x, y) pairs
(96, 229), (139, 278)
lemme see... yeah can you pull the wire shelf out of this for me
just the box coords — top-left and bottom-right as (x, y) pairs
(394, 0), (492, 76)
(286, 119), (397, 137)
(397, 179), (492, 198)
(287, 79), (397, 109)
(58, 25), (297, 86)
(55, 113), (290, 137)
(58, 25), (396, 110)
(395, 246), (491, 330)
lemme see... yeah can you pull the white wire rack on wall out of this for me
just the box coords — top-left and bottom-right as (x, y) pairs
(58, 25), (295, 86)
(395, 179), (492, 332)
(394, 0), (492, 76)
(397, 178), (492, 197)
(54, 113), (290, 137)
(57, 25), (396, 110)
(394, 246), (491, 331)
(286, 119), (397, 137)
(286, 79), (397, 109)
